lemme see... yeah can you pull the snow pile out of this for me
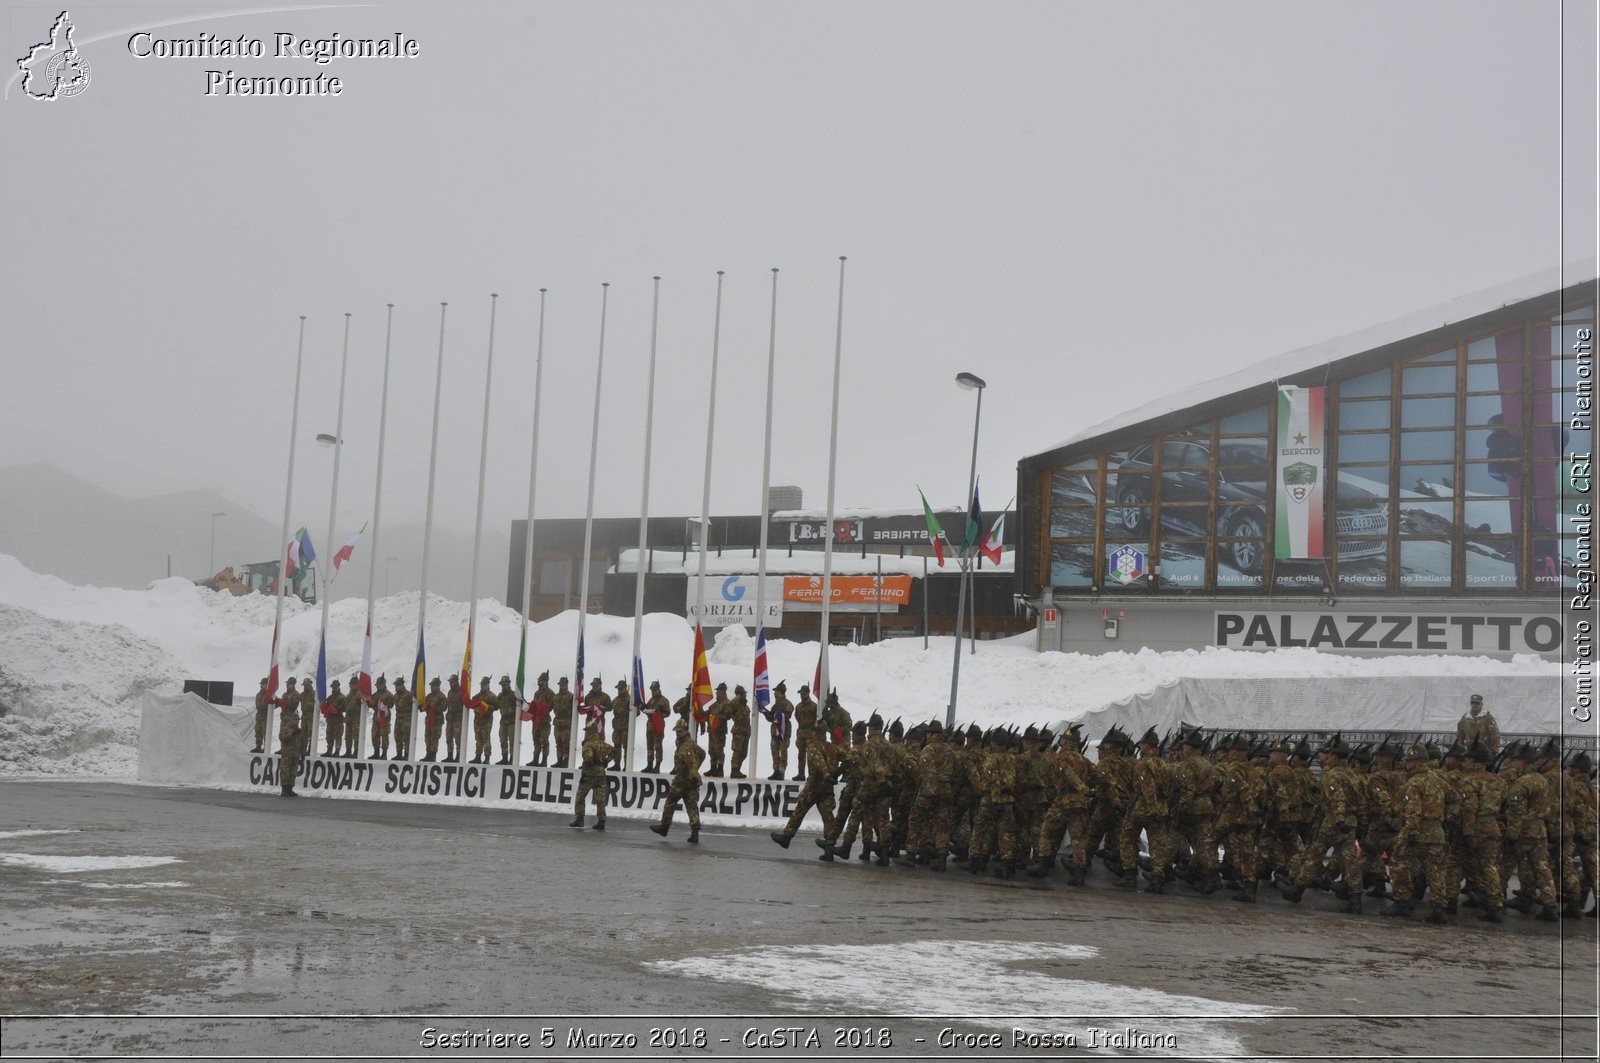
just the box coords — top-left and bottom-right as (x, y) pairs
(0, 552), (1562, 781)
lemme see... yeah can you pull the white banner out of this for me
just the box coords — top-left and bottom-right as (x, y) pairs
(685, 575), (784, 627)
(1215, 610), (1565, 655)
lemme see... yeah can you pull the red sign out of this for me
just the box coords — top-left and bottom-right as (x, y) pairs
(1043, 608), (1057, 623)
(782, 574), (912, 606)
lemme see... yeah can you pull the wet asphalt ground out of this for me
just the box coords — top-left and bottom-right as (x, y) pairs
(0, 779), (1595, 1062)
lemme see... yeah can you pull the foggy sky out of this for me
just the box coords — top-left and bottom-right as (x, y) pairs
(3, 1), (1594, 569)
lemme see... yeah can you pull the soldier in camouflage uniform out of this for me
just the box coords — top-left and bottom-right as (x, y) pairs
(760, 680), (793, 780)
(771, 723), (841, 850)
(1117, 728), (1175, 893)
(833, 714), (891, 863)
(966, 730), (1015, 875)
(570, 719), (614, 830)
(608, 680), (631, 770)
(322, 678), (345, 757)
(494, 676), (519, 765)
(1383, 743), (1451, 923)
(1216, 734), (1266, 902)
(528, 672), (554, 767)
(1536, 740), (1583, 917)
(582, 678), (611, 757)
(343, 673), (363, 757)
(392, 677), (414, 761)
(1088, 728), (1135, 876)
(640, 681), (671, 773)
(792, 684), (818, 780)
(368, 676), (394, 759)
(443, 674), (464, 762)
(704, 683), (731, 777)
(900, 720), (960, 870)
(1284, 734), (1364, 914)
(551, 677), (574, 768)
(1009, 727), (1048, 872)
(252, 677), (271, 753)
(1171, 728), (1220, 893)
(1436, 740), (1469, 912)
(818, 720), (869, 861)
(421, 677), (445, 761)
(1455, 692), (1500, 755)
(278, 697), (307, 797)
(1358, 740), (1403, 899)
(466, 677), (493, 763)
(729, 685), (753, 778)
(1567, 753), (1598, 915)
(297, 678), (318, 755)
(1028, 726), (1092, 883)
(650, 717), (703, 842)
(1458, 740), (1507, 922)
(1503, 742), (1558, 920)
(272, 676), (298, 756)
(823, 691), (852, 747)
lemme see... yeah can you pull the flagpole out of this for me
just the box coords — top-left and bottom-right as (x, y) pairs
(458, 293), (498, 767)
(311, 313), (352, 760)
(690, 271), (725, 728)
(818, 257), (847, 700)
(411, 302), (448, 764)
(357, 303), (395, 756)
(515, 288), (548, 768)
(269, 316), (306, 749)
(574, 282), (609, 768)
(947, 386), (983, 729)
(751, 267), (780, 780)
(628, 276), (662, 774)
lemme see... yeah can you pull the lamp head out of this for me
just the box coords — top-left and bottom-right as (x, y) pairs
(955, 372), (987, 391)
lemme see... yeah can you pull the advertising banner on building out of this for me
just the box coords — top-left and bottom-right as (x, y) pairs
(782, 574), (912, 607)
(1275, 385), (1326, 559)
(1215, 610), (1565, 655)
(785, 519), (865, 545)
(685, 576), (784, 627)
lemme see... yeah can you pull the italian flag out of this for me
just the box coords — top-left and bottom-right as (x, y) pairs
(918, 487), (946, 567)
(1274, 386), (1326, 560)
(980, 502), (1011, 565)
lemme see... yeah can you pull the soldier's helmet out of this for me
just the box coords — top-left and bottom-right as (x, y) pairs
(1539, 736), (1561, 761)
(716, 682), (728, 693)
(480, 677), (491, 688)
(1442, 739), (1467, 760)
(1023, 724), (1038, 741)
(826, 690), (839, 705)
(650, 680), (661, 690)
(774, 680), (787, 693)
(1293, 736), (1312, 759)
(1039, 728), (1054, 748)
(1182, 728), (1207, 749)
(377, 676), (388, 687)
(674, 716), (690, 734)
(868, 712), (884, 730)
(538, 671), (549, 683)
(888, 718), (904, 739)
(1403, 743), (1430, 763)
(734, 685), (746, 697)
(585, 717), (601, 731)
(430, 677), (442, 688)
(798, 683), (810, 696)
(1571, 751), (1593, 774)
(259, 677), (270, 686)
(926, 719), (944, 735)
(591, 677), (603, 689)
(852, 720), (868, 737)
(448, 673), (459, 685)
(1061, 724), (1083, 750)
(331, 678), (343, 689)
(616, 680), (628, 690)
(302, 677), (314, 687)
(1137, 726), (1161, 748)
(558, 677), (569, 687)
(501, 676), (512, 686)
(394, 676), (406, 688)
(1319, 733), (1348, 758)
(351, 673), (360, 684)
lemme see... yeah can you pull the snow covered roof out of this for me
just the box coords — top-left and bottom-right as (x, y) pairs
(1043, 260), (1598, 456)
(614, 548), (1013, 576)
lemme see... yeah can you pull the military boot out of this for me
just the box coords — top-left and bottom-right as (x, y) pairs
(1067, 866), (1087, 887)
(1564, 903), (1585, 919)
(769, 831), (791, 849)
(1426, 905), (1449, 925)
(857, 843), (873, 862)
(650, 823), (669, 837)
(965, 854), (988, 874)
(1113, 870), (1138, 889)
(1537, 905), (1559, 922)
(1343, 892), (1363, 915)
(1506, 894), (1535, 914)
(817, 849), (835, 862)
(686, 829), (699, 844)
(1232, 882), (1257, 904)
(1142, 871), (1167, 895)
(1380, 900), (1414, 918)
(568, 815), (585, 828)
(591, 820), (605, 831)
(1279, 883), (1305, 904)
(1477, 906), (1504, 923)
(929, 855), (947, 872)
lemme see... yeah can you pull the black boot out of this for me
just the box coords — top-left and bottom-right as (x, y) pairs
(687, 828), (699, 844)
(568, 816), (585, 828)
(769, 831), (791, 849)
(818, 849), (835, 862)
(591, 820), (605, 831)
(1477, 907), (1504, 923)
(650, 823), (669, 837)
(1427, 905), (1449, 924)
(1380, 900), (1414, 918)
(1232, 882), (1257, 903)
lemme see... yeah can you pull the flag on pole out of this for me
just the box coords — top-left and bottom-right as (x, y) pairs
(315, 632), (328, 706)
(961, 481), (984, 556)
(286, 527), (317, 580)
(753, 627), (771, 711)
(574, 631), (587, 711)
(514, 630), (527, 701)
(632, 653), (647, 713)
(267, 618), (281, 698)
(460, 622), (474, 708)
(690, 624), (712, 711)
(812, 651), (822, 702)
(359, 620), (374, 699)
(412, 634), (427, 708)
(332, 522), (367, 575)
(980, 500), (1011, 565)
(917, 487), (947, 568)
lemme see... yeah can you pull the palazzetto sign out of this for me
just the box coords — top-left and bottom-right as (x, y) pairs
(1216, 611), (1565, 654)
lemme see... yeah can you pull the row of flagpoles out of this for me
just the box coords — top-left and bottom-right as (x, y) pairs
(263, 262), (1009, 770)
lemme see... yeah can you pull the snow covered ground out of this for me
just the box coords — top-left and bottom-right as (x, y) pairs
(0, 552), (1561, 778)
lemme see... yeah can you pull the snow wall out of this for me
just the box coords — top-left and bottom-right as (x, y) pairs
(137, 692), (819, 825)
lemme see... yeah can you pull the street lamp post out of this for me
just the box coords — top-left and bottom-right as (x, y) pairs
(209, 511), (226, 575)
(946, 371), (986, 729)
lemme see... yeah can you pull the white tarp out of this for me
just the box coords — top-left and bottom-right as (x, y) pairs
(137, 691), (252, 787)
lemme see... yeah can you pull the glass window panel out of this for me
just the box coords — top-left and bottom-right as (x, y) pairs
(1336, 466), (1390, 501)
(1463, 461), (1516, 497)
(1340, 368), (1391, 398)
(1217, 438), (1269, 466)
(1216, 534), (1267, 583)
(1410, 347), (1457, 365)
(1051, 468), (1099, 506)
(1049, 542), (1095, 588)
(1155, 540), (1206, 589)
(1464, 392), (1520, 425)
(1399, 540), (1453, 587)
(1272, 561), (1324, 591)
(1556, 324), (1594, 357)
(1338, 432), (1390, 463)
(1157, 503), (1211, 539)
(1464, 537), (1520, 589)
(1338, 399), (1390, 430)
(1399, 430), (1455, 462)
(1219, 406), (1267, 434)
(1402, 364), (1457, 393)
(1401, 396), (1455, 427)
(1336, 500), (1390, 540)
(1529, 536), (1568, 590)
(1531, 390), (1585, 429)
(1464, 498), (1517, 535)
(1105, 504), (1152, 537)
(1103, 540), (1153, 589)
(1174, 422), (1211, 441)
(538, 558), (570, 596)
(1109, 444), (1157, 512)
(1399, 499), (1457, 537)
(1050, 506), (1097, 538)
(1399, 464), (1456, 498)
(1466, 427), (1526, 462)
(1336, 549), (1389, 590)
(1465, 361), (1522, 394)
(1161, 440), (1208, 468)
(1217, 563), (1264, 589)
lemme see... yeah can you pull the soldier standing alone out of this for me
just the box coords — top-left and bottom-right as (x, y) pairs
(570, 719), (614, 830)
(1455, 693), (1501, 756)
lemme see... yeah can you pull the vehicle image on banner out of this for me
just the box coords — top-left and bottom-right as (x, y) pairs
(1111, 438), (1387, 576)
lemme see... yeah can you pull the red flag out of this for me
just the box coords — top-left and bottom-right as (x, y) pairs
(980, 510), (1006, 565)
(691, 624), (713, 711)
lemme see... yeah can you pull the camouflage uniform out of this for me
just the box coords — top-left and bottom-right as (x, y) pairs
(760, 685), (793, 780)
(368, 678), (394, 759)
(792, 689), (818, 780)
(835, 720), (891, 862)
(640, 685), (671, 773)
(1215, 737), (1267, 901)
(1541, 751), (1582, 913)
(1384, 749), (1451, 922)
(903, 725), (959, 868)
(1118, 734), (1175, 892)
(728, 687), (752, 778)
(277, 701), (307, 796)
(608, 681), (631, 770)
(421, 679), (445, 761)
(1261, 745), (1314, 877)
(823, 694), (852, 747)
(528, 675), (554, 766)
(469, 679), (495, 763)
(704, 686), (731, 777)
(551, 680), (574, 768)
(651, 720), (703, 840)
(824, 724), (867, 853)
(888, 725), (922, 858)
(392, 679), (414, 760)
(1087, 732), (1135, 874)
(322, 680), (346, 757)
(1012, 731), (1050, 868)
(252, 679), (271, 752)
(1287, 739), (1364, 913)
(570, 726), (614, 827)
(772, 729), (840, 847)
(1031, 737), (1092, 882)
(1455, 695), (1500, 755)
(295, 679), (317, 755)
(1358, 746), (1403, 894)
(582, 681), (611, 762)
(444, 676), (464, 762)
(495, 678), (519, 765)
(1458, 746), (1507, 918)
(1171, 736), (1220, 890)
(1503, 748), (1557, 916)
(1567, 759), (1598, 911)
(342, 676), (363, 757)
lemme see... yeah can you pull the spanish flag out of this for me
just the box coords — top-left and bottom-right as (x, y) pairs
(690, 623), (713, 712)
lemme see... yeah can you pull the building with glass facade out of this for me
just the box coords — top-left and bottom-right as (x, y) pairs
(1016, 268), (1594, 658)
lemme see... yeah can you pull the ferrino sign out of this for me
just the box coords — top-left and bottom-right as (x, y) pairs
(1215, 611), (1565, 654)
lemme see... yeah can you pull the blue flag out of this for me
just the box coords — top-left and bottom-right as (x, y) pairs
(315, 632), (328, 705)
(632, 653), (647, 712)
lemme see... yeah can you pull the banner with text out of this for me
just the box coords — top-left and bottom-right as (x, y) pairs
(685, 575), (784, 628)
(782, 574), (912, 608)
(1275, 385), (1326, 560)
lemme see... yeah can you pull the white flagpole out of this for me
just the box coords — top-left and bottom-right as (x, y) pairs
(515, 288), (548, 767)
(574, 282), (609, 768)
(270, 316), (306, 748)
(818, 257), (847, 700)
(693, 272), (724, 630)
(751, 267), (780, 780)
(411, 302), (448, 764)
(461, 293), (498, 767)
(357, 303), (395, 756)
(628, 276), (662, 774)
(312, 312), (352, 761)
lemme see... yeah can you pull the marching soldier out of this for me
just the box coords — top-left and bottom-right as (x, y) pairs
(793, 684), (818, 780)
(760, 680), (793, 780)
(368, 676), (394, 760)
(551, 677), (574, 768)
(1086, 727), (1134, 877)
(421, 677), (445, 761)
(818, 720), (869, 861)
(1283, 735), (1365, 914)
(1216, 734), (1267, 902)
(322, 678), (345, 758)
(771, 723), (841, 850)
(392, 676), (414, 761)
(1568, 753), (1598, 916)
(832, 714), (891, 863)
(1382, 743), (1451, 923)
(252, 677), (271, 753)
(495, 676), (519, 765)
(640, 681), (671, 773)
(528, 672), (554, 767)
(824, 690), (851, 746)
(902, 720), (959, 871)
(570, 719), (614, 830)
(1459, 740), (1507, 922)
(729, 685), (752, 778)
(1029, 726), (1092, 884)
(967, 729), (1018, 876)
(1503, 742), (1558, 920)
(279, 700), (307, 797)
(650, 717), (703, 842)
(609, 679), (631, 770)
(1118, 728), (1175, 893)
